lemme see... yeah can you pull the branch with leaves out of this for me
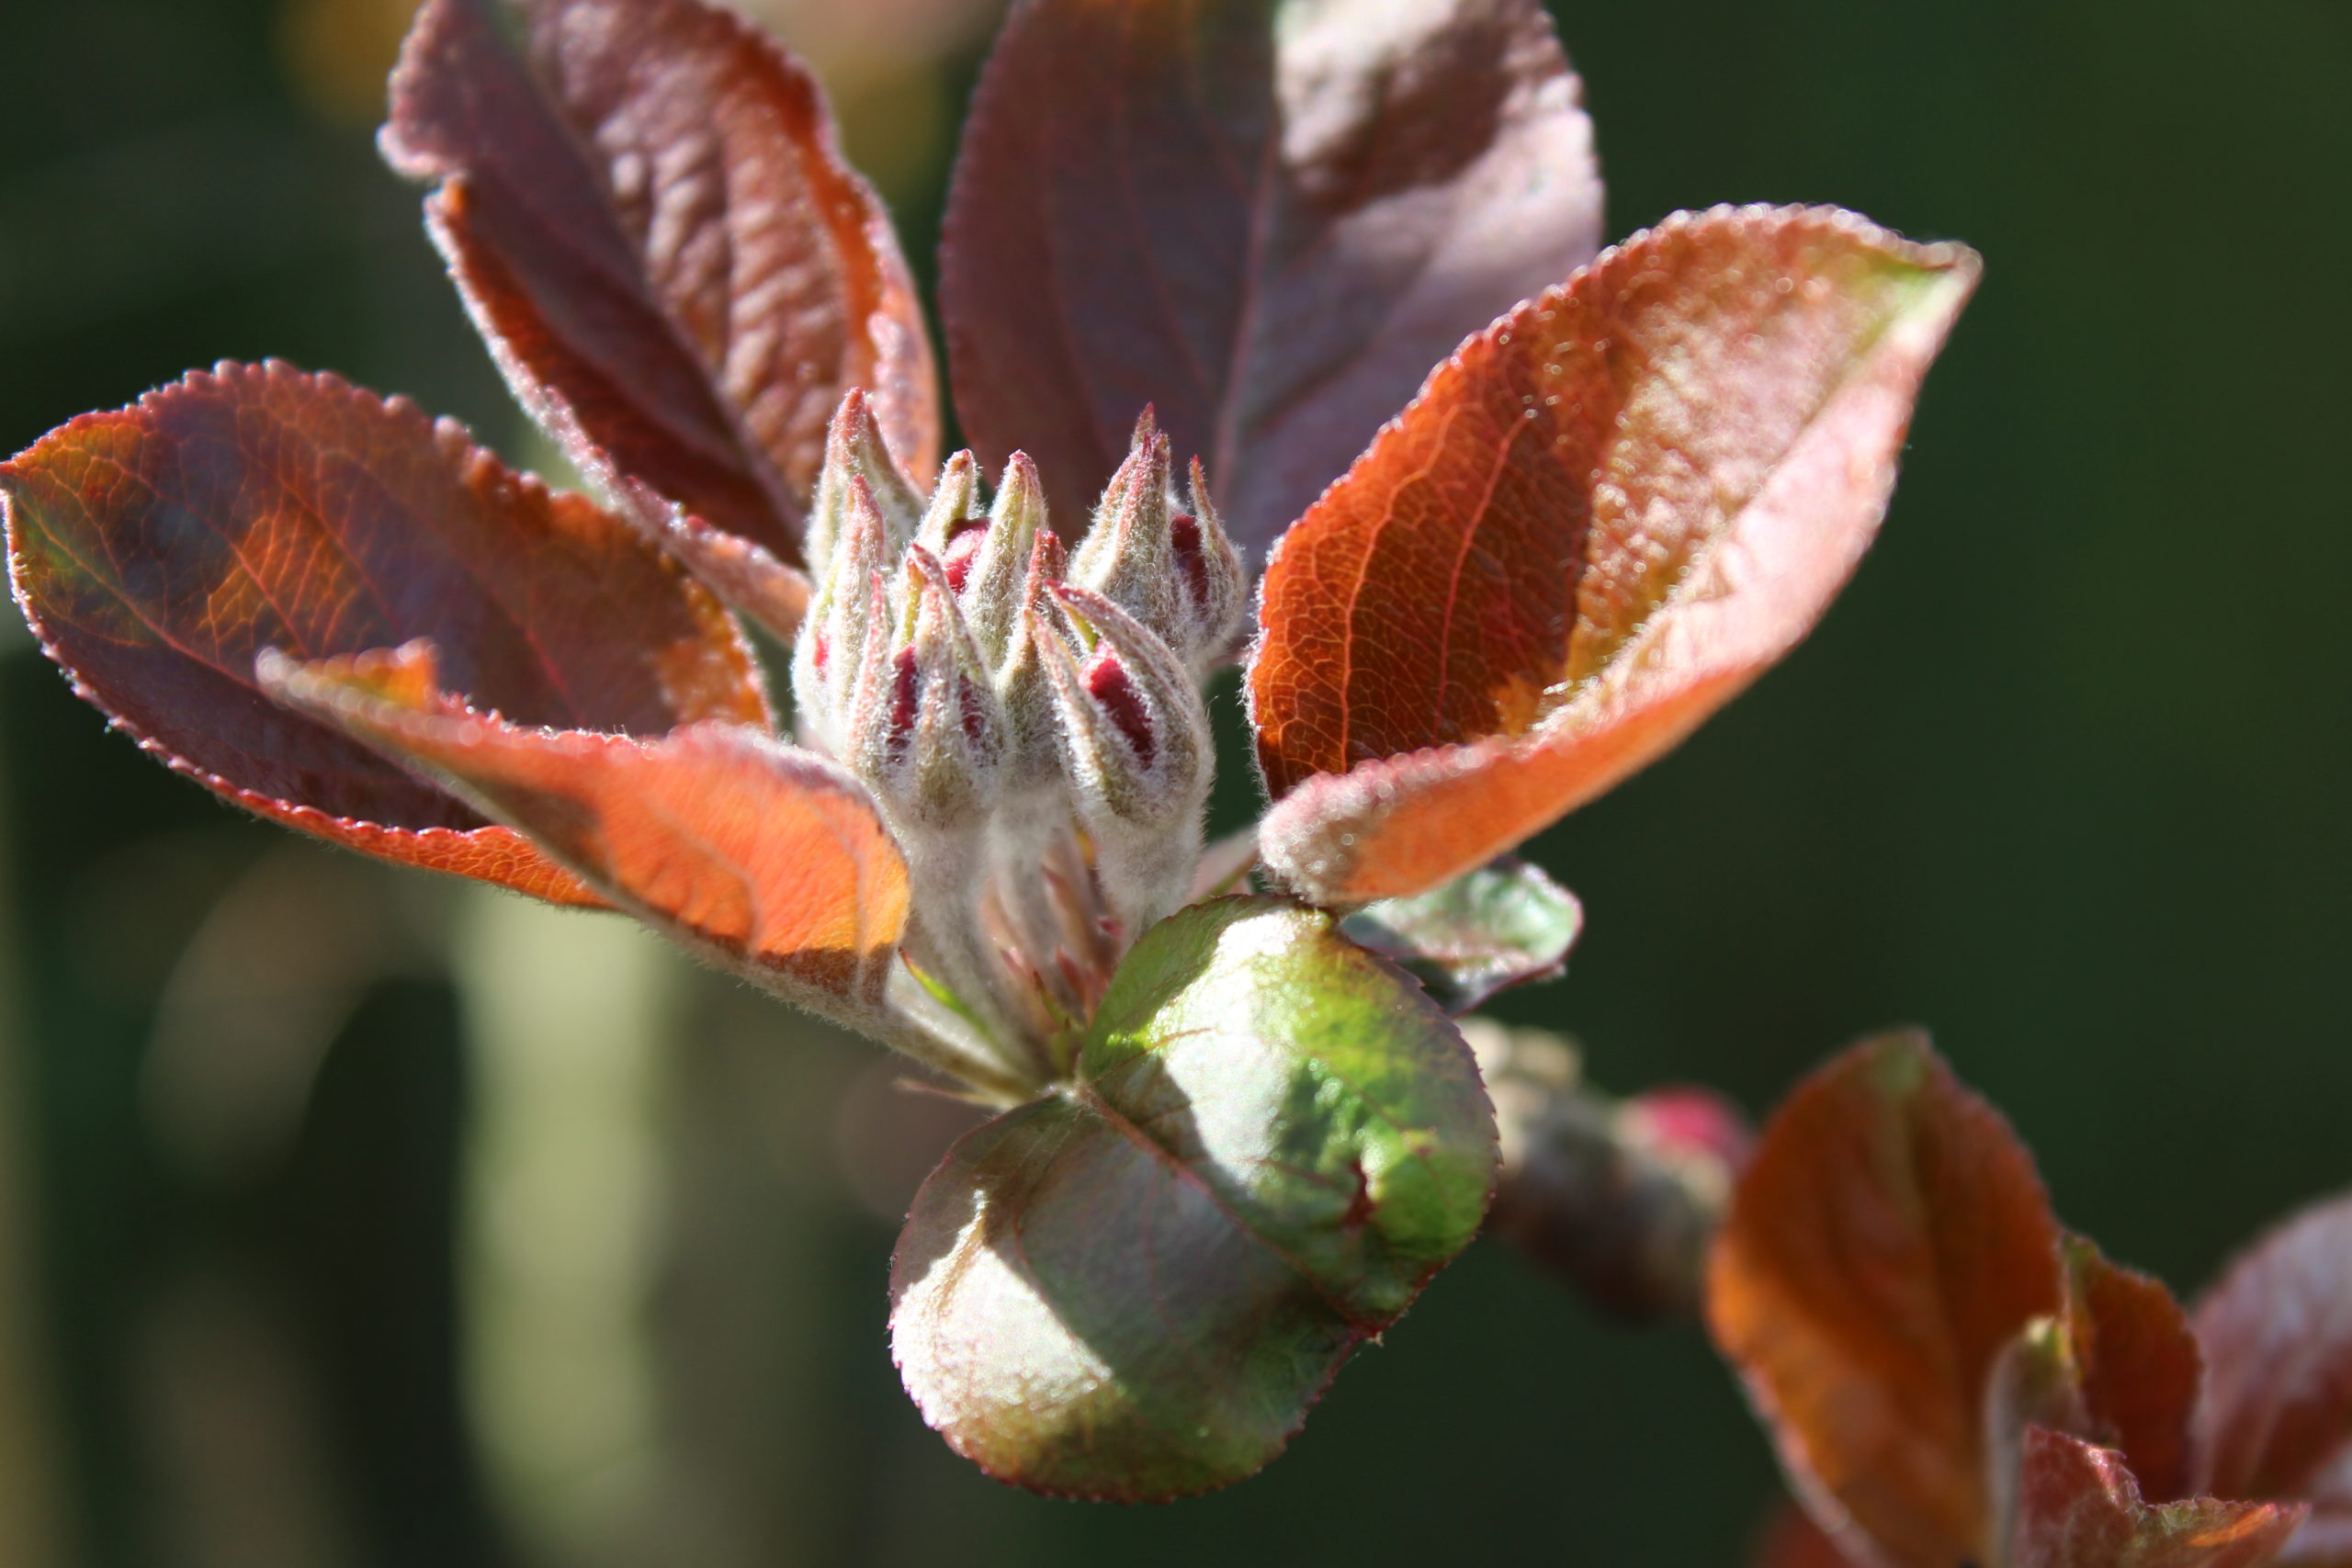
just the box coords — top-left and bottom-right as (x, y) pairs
(0, 0), (2184, 1511)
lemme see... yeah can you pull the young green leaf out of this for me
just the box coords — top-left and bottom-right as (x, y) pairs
(1252, 206), (1980, 905)
(941, 0), (1601, 558)
(2014, 1427), (2306, 1568)
(1708, 1032), (2062, 1568)
(888, 897), (1497, 1499)
(384, 0), (938, 562)
(260, 642), (909, 1022)
(0, 361), (766, 905)
(1340, 855), (1581, 1013)
(2193, 1192), (2352, 1507)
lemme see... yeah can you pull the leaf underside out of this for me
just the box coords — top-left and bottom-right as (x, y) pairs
(1340, 855), (1582, 1013)
(942, 0), (1601, 559)
(889, 897), (1497, 1500)
(0, 361), (767, 903)
(1251, 204), (1980, 905)
(384, 0), (937, 564)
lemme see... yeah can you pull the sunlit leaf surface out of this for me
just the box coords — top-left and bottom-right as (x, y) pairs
(261, 640), (907, 1017)
(1252, 206), (1978, 904)
(0, 361), (766, 903)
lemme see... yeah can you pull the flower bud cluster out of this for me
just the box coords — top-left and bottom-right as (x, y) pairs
(790, 396), (1246, 1081)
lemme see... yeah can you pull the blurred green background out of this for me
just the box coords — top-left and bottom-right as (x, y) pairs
(0, 0), (2346, 1563)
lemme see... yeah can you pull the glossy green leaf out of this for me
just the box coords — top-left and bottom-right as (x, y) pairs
(1340, 855), (1581, 1013)
(888, 897), (1497, 1499)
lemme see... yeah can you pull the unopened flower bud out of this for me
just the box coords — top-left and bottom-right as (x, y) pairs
(805, 389), (923, 581)
(849, 544), (1003, 830)
(993, 525), (1070, 789)
(791, 475), (892, 754)
(1171, 457), (1248, 666)
(914, 449), (987, 589)
(1033, 583), (1211, 934)
(1070, 409), (1183, 651)
(961, 452), (1049, 671)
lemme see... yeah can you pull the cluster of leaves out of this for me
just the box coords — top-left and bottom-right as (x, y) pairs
(0, 0), (1982, 1501)
(1715, 1035), (2352, 1568)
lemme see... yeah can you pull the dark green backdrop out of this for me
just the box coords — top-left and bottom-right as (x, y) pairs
(1, 1), (2346, 1563)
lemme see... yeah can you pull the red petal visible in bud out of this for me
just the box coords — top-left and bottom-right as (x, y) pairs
(811, 627), (831, 678)
(959, 677), (989, 748)
(1026, 527), (1068, 598)
(1082, 646), (1155, 768)
(942, 521), (988, 593)
(887, 645), (921, 764)
(1170, 512), (1209, 609)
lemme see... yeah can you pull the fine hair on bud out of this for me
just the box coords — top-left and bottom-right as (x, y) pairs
(805, 389), (923, 580)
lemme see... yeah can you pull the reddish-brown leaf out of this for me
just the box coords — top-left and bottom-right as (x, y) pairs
(1251, 205), (1978, 905)
(2014, 1427), (2306, 1568)
(261, 641), (908, 1017)
(2194, 1191), (2352, 1506)
(2064, 1235), (2204, 1505)
(383, 0), (937, 563)
(0, 362), (767, 905)
(1748, 1506), (1858, 1568)
(1707, 1032), (2063, 1568)
(941, 0), (1600, 558)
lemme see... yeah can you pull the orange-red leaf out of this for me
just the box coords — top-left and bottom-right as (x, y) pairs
(2014, 1427), (2306, 1568)
(261, 642), (908, 1016)
(1748, 1506), (1858, 1568)
(941, 0), (1600, 558)
(2064, 1235), (2204, 1505)
(2194, 1191), (2352, 1506)
(0, 362), (767, 905)
(384, 0), (937, 563)
(1707, 1032), (2063, 1568)
(1252, 206), (1978, 904)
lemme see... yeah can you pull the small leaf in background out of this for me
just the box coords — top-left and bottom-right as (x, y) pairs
(0, 361), (766, 904)
(1252, 206), (1980, 905)
(1707, 1032), (2061, 1568)
(2193, 1192), (2352, 1507)
(2013, 1426), (2305, 1568)
(1340, 855), (1580, 1013)
(384, 0), (938, 563)
(260, 642), (909, 1018)
(941, 0), (1601, 558)
(2063, 1235), (2203, 1505)
(889, 897), (1496, 1499)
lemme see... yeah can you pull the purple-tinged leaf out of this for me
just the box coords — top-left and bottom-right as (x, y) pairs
(2195, 1191), (2352, 1506)
(384, 0), (937, 564)
(889, 897), (1496, 1498)
(0, 362), (767, 904)
(942, 0), (1601, 558)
